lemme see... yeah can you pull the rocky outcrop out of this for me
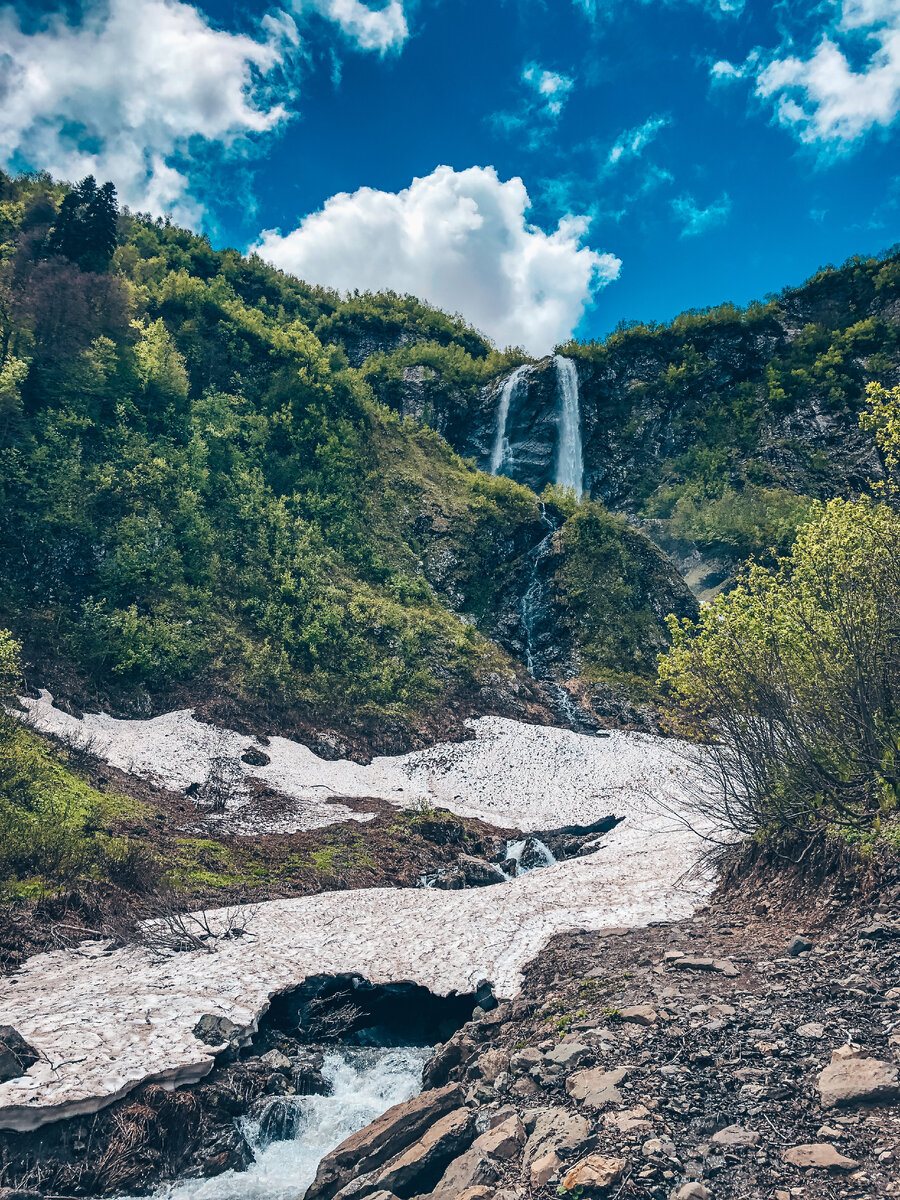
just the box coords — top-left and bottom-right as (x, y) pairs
(305, 1085), (466, 1200)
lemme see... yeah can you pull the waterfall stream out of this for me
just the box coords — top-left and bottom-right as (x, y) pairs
(553, 354), (583, 497)
(489, 363), (530, 475)
(519, 503), (556, 676)
(151, 1047), (431, 1200)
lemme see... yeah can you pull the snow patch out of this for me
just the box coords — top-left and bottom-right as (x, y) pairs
(0, 704), (715, 1131)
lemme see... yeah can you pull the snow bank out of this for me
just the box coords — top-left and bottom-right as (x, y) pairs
(0, 706), (715, 1132)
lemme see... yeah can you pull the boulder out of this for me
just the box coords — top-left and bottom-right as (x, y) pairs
(674, 1186), (712, 1200)
(473, 1050), (509, 1084)
(192, 1014), (243, 1047)
(782, 1144), (860, 1170)
(561, 1154), (626, 1191)
(260, 1049), (291, 1073)
(457, 855), (505, 888)
(0, 1028), (39, 1083)
(429, 1147), (498, 1199)
(305, 1084), (463, 1200)
(817, 1048), (899, 1109)
(566, 1067), (628, 1109)
(787, 934), (813, 956)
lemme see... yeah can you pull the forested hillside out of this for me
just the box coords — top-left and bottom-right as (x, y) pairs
(0, 172), (693, 748)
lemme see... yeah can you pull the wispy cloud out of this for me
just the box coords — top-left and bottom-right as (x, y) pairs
(607, 114), (669, 165)
(491, 60), (575, 146)
(672, 191), (731, 236)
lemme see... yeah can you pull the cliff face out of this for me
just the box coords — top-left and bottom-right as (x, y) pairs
(363, 251), (899, 600)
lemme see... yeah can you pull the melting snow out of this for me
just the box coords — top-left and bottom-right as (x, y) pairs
(1, 700), (716, 1131)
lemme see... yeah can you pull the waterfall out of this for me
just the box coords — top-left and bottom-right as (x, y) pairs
(489, 364), (530, 475)
(499, 837), (558, 878)
(553, 355), (583, 498)
(520, 503), (556, 677)
(150, 1047), (430, 1200)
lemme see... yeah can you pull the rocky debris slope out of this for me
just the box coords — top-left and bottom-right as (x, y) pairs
(300, 875), (900, 1200)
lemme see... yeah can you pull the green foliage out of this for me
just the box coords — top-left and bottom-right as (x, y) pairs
(556, 501), (689, 683)
(659, 483), (818, 556)
(861, 381), (900, 493)
(0, 174), (539, 725)
(659, 497), (900, 838)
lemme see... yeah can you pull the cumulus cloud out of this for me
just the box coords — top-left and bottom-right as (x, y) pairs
(671, 191), (731, 236)
(295, 0), (408, 52)
(607, 115), (668, 165)
(0, 0), (300, 223)
(740, 0), (900, 148)
(0, 0), (412, 224)
(255, 164), (621, 354)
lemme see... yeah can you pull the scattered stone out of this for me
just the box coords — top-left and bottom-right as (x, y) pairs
(566, 1067), (627, 1109)
(430, 1146), (498, 1198)
(786, 934), (813, 956)
(710, 1125), (760, 1148)
(781, 1143), (860, 1171)
(675, 1186), (712, 1200)
(474, 1050), (510, 1084)
(561, 1154), (626, 1192)
(618, 1004), (657, 1025)
(472, 1114), (524, 1161)
(817, 1048), (899, 1109)
(544, 1042), (589, 1069)
(795, 1022), (825, 1039)
(858, 921), (900, 940)
(530, 1151), (561, 1187)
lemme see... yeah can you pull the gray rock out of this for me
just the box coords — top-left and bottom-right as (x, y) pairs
(782, 1143), (860, 1170)
(306, 1083), (463, 1200)
(523, 1108), (592, 1167)
(566, 1066), (628, 1109)
(0, 1027), (39, 1083)
(817, 1047), (899, 1109)
(787, 935), (813, 956)
(192, 1014), (243, 1047)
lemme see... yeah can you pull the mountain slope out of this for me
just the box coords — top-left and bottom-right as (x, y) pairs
(0, 172), (693, 747)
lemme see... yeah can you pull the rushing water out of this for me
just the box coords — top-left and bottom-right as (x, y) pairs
(489, 364), (531, 475)
(499, 837), (558, 878)
(152, 1047), (431, 1200)
(553, 355), (583, 497)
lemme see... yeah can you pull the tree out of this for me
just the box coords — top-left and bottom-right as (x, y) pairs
(46, 176), (118, 273)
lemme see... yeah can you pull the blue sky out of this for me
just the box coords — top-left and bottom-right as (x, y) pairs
(3, 0), (900, 352)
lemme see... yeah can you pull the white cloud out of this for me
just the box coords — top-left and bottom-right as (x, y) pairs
(0, 0), (300, 224)
(671, 191), (731, 236)
(522, 63), (575, 118)
(607, 114), (668, 165)
(295, 0), (408, 53)
(0, 0), (412, 224)
(255, 164), (621, 354)
(749, 0), (900, 147)
(491, 61), (575, 146)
